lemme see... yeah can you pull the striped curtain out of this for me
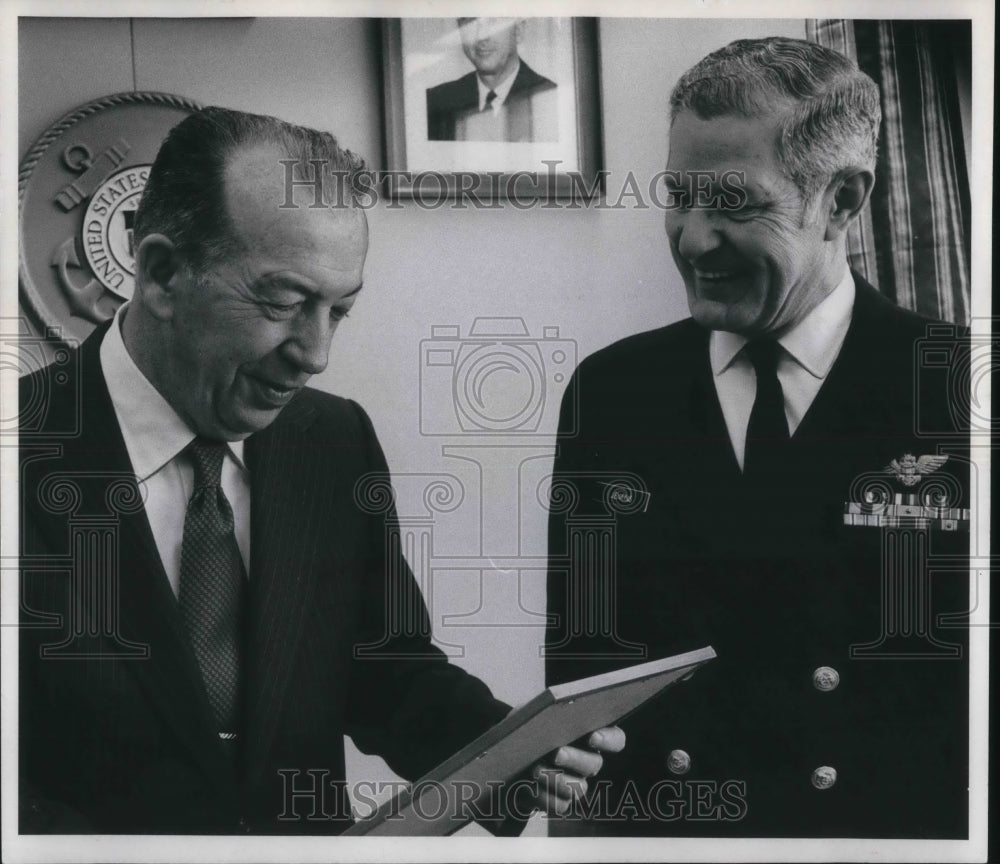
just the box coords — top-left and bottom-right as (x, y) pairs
(806, 19), (971, 325)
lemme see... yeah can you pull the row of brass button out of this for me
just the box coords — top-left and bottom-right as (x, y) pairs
(665, 749), (839, 790)
(664, 667), (841, 788)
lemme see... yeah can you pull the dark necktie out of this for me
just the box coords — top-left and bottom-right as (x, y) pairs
(484, 90), (497, 111)
(179, 438), (246, 742)
(743, 339), (790, 481)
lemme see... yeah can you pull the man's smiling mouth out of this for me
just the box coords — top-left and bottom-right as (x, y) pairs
(244, 373), (301, 406)
(693, 268), (741, 281)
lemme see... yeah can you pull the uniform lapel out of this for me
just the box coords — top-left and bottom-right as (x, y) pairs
(686, 326), (743, 478)
(793, 273), (895, 443)
(637, 325), (740, 547)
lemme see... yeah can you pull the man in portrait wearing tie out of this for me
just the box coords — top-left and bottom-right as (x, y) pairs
(426, 17), (557, 143)
(18, 106), (623, 834)
(546, 37), (970, 837)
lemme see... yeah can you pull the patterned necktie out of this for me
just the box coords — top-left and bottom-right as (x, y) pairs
(484, 90), (497, 111)
(743, 339), (790, 480)
(179, 438), (246, 742)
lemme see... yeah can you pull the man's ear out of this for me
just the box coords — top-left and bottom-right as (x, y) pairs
(824, 167), (875, 241)
(514, 19), (525, 44)
(134, 234), (183, 321)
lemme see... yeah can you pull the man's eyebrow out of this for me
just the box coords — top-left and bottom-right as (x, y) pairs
(253, 275), (313, 294)
(740, 183), (775, 203)
(253, 276), (365, 299)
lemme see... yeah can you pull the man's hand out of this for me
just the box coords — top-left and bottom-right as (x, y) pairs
(526, 726), (626, 816)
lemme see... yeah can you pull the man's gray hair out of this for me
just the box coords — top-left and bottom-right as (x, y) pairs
(133, 106), (367, 273)
(670, 37), (882, 199)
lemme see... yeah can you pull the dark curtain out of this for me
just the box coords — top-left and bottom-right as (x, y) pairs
(807, 19), (971, 325)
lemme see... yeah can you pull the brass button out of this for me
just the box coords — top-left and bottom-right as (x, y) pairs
(666, 749), (691, 775)
(811, 766), (837, 790)
(812, 666), (840, 692)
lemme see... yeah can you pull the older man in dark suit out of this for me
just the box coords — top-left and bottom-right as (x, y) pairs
(546, 37), (971, 837)
(426, 17), (557, 142)
(19, 106), (622, 834)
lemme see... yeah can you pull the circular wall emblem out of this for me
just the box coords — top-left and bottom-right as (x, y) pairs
(81, 164), (151, 301)
(18, 92), (201, 344)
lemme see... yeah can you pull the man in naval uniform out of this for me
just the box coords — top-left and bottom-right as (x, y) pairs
(546, 37), (970, 837)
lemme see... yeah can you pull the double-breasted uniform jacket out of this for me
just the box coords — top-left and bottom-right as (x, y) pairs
(546, 275), (971, 837)
(19, 322), (511, 834)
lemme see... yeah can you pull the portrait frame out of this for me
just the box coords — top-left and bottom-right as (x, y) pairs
(381, 17), (602, 200)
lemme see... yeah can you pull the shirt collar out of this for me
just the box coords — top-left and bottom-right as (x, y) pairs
(709, 268), (856, 378)
(477, 58), (521, 110)
(777, 267), (855, 378)
(99, 303), (245, 482)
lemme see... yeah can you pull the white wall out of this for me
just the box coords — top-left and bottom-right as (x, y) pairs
(17, 14), (806, 832)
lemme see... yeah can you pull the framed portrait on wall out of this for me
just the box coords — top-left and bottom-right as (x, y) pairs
(382, 17), (602, 199)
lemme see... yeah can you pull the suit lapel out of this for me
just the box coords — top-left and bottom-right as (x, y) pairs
(510, 61), (544, 96)
(242, 395), (323, 778)
(55, 327), (232, 782)
(462, 72), (478, 109)
(510, 63), (530, 96)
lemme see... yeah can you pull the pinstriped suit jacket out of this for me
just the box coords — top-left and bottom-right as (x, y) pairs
(19, 322), (510, 834)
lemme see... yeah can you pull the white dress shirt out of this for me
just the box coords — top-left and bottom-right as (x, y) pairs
(477, 59), (521, 113)
(710, 268), (855, 470)
(100, 304), (251, 595)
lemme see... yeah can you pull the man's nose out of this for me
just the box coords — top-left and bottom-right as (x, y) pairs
(476, 18), (499, 41)
(671, 208), (723, 262)
(286, 313), (333, 376)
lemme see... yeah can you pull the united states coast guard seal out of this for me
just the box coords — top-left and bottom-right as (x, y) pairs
(18, 92), (201, 345)
(81, 164), (151, 299)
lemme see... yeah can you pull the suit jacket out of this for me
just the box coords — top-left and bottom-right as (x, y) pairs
(19, 322), (512, 834)
(546, 275), (971, 837)
(426, 60), (556, 141)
